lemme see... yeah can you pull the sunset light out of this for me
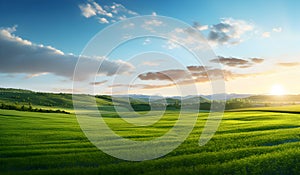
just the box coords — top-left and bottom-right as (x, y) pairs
(270, 84), (286, 96)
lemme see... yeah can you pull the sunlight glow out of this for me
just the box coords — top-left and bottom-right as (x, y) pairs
(270, 84), (286, 96)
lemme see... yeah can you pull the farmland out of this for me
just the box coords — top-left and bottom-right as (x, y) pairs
(1, 106), (300, 174)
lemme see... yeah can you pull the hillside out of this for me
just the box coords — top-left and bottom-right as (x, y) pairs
(244, 95), (300, 103)
(229, 105), (300, 113)
(0, 88), (212, 111)
(2, 107), (300, 174)
(5, 88), (299, 112)
(0, 88), (74, 108)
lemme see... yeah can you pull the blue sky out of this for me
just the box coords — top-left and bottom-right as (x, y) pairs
(0, 0), (299, 95)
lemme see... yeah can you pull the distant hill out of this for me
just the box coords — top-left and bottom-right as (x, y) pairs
(0, 88), (74, 108)
(201, 93), (253, 100)
(245, 95), (300, 103)
(0, 88), (212, 111)
(2, 88), (299, 112)
(111, 94), (210, 105)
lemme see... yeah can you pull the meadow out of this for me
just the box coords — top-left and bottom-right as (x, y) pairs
(1, 106), (300, 175)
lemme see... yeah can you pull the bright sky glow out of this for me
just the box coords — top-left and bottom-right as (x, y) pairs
(270, 84), (286, 96)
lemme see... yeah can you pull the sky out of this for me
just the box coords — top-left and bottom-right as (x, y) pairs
(0, 0), (299, 96)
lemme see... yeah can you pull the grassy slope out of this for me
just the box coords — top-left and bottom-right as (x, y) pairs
(1, 109), (300, 174)
(0, 88), (117, 113)
(0, 88), (166, 112)
(0, 88), (74, 108)
(228, 105), (300, 113)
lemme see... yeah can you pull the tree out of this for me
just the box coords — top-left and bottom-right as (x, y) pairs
(28, 102), (32, 111)
(174, 100), (180, 109)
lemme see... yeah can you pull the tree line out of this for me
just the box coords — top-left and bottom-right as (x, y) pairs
(0, 103), (70, 114)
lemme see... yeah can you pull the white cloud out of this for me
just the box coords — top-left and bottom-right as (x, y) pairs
(109, 2), (138, 16)
(174, 28), (184, 33)
(273, 27), (282, 33)
(142, 38), (151, 45)
(262, 32), (271, 38)
(78, 1), (138, 24)
(92, 1), (113, 18)
(164, 27), (208, 50)
(193, 22), (208, 31)
(197, 25), (209, 31)
(144, 19), (163, 26)
(207, 18), (254, 45)
(164, 40), (180, 50)
(26, 72), (49, 79)
(118, 15), (127, 21)
(79, 3), (97, 18)
(142, 19), (164, 32)
(260, 27), (282, 38)
(0, 25), (32, 46)
(122, 22), (135, 29)
(5, 24), (17, 33)
(99, 17), (109, 24)
(152, 12), (157, 16)
(0, 26), (134, 81)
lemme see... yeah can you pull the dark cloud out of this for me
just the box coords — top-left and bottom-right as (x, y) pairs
(89, 80), (108, 86)
(211, 57), (250, 68)
(210, 56), (264, 68)
(108, 83), (176, 90)
(138, 69), (190, 82)
(133, 65), (270, 89)
(139, 66), (214, 83)
(187, 65), (208, 72)
(0, 27), (134, 81)
(192, 22), (208, 31)
(277, 62), (300, 67)
(206, 18), (254, 45)
(138, 67), (232, 83)
(208, 23), (231, 44)
(251, 58), (264, 63)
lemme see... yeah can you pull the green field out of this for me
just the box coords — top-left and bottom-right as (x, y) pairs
(1, 107), (300, 174)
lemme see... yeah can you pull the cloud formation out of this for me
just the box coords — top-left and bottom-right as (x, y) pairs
(273, 27), (282, 33)
(79, 1), (138, 24)
(261, 27), (283, 38)
(90, 80), (108, 86)
(277, 62), (300, 67)
(207, 18), (254, 45)
(138, 67), (229, 83)
(138, 69), (190, 82)
(110, 66), (269, 90)
(142, 19), (164, 33)
(193, 22), (209, 31)
(187, 65), (208, 72)
(261, 32), (271, 38)
(79, 3), (97, 18)
(0, 26), (134, 81)
(192, 19), (282, 47)
(251, 58), (264, 63)
(210, 56), (264, 68)
(99, 17), (109, 24)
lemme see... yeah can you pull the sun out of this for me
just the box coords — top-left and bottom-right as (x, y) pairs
(270, 84), (286, 96)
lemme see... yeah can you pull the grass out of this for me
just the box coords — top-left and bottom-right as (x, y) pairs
(228, 104), (300, 113)
(1, 108), (300, 174)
